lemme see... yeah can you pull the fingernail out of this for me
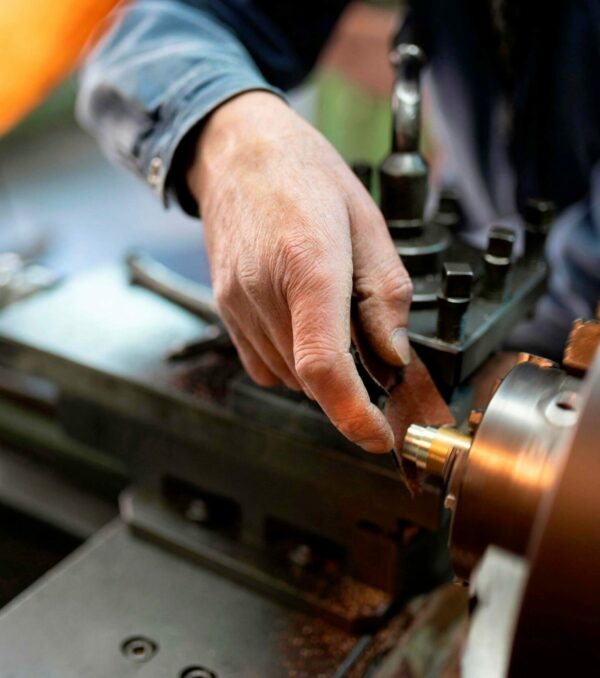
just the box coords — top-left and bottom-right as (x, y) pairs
(391, 328), (411, 366)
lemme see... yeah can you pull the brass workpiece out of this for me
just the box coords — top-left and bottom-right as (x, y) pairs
(402, 424), (472, 477)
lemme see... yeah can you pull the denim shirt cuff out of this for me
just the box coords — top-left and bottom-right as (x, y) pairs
(140, 75), (286, 215)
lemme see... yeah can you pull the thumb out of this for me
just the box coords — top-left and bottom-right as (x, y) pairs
(350, 196), (413, 367)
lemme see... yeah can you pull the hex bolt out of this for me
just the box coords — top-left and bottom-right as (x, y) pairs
(180, 667), (217, 678)
(522, 198), (555, 258)
(467, 408), (484, 433)
(121, 637), (158, 663)
(434, 187), (461, 229)
(482, 226), (516, 301)
(436, 262), (473, 342)
(351, 162), (373, 192)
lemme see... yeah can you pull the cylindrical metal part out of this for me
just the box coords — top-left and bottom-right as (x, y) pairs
(380, 43), (428, 223)
(393, 222), (451, 277)
(436, 262), (473, 342)
(447, 360), (582, 579)
(437, 297), (469, 342)
(481, 226), (516, 301)
(522, 198), (555, 258)
(403, 424), (472, 477)
(434, 187), (462, 229)
(379, 153), (428, 222)
(390, 44), (425, 154)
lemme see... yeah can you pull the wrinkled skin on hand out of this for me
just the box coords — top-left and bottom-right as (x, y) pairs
(188, 92), (412, 453)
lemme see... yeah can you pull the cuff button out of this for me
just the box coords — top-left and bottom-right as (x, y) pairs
(147, 157), (163, 189)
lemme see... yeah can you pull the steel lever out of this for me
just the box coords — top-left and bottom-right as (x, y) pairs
(126, 252), (233, 360)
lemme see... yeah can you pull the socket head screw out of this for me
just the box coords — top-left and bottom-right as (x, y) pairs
(486, 227), (516, 260)
(441, 262), (473, 300)
(523, 199), (555, 233)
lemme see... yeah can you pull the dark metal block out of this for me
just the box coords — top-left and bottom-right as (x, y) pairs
(0, 522), (364, 676)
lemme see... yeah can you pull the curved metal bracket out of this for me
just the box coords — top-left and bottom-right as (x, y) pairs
(390, 44), (426, 153)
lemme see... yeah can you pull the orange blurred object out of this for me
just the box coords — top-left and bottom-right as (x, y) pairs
(0, 0), (123, 135)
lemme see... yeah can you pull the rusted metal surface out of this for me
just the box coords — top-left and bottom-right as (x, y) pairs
(275, 616), (358, 677)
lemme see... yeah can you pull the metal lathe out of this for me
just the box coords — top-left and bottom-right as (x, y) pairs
(0, 43), (597, 677)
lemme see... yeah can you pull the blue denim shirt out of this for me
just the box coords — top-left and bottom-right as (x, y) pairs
(77, 0), (600, 359)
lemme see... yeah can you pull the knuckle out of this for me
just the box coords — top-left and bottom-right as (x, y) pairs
(294, 347), (339, 385)
(213, 280), (233, 313)
(382, 268), (413, 302)
(357, 260), (413, 304)
(237, 255), (263, 299)
(279, 233), (326, 283)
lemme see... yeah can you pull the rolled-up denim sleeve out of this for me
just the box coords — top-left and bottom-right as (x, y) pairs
(76, 0), (347, 214)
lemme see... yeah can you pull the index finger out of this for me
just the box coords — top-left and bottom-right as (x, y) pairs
(288, 267), (394, 453)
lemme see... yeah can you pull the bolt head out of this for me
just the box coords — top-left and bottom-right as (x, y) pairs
(487, 226), (516, 259)
(438, 187), (460, 215)
(121, 637), (158, 663)
(180, 668), (217, 678)
(522, 198), (555, 231)
(435, 188), (461, 228)
(441, 262), (473, 299)
(468, 408), (484, 433)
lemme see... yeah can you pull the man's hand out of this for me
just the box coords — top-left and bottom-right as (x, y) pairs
(187, 92), (412, 453)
